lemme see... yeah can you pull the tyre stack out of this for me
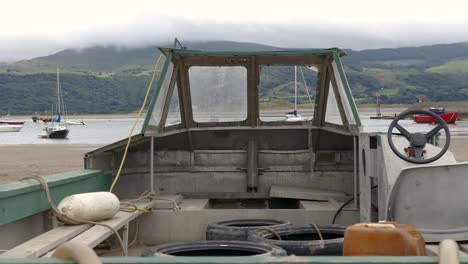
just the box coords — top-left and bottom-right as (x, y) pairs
(247, 225), (346, 256)
(206, 219), (292, 241)
(143, 218), (346, 257)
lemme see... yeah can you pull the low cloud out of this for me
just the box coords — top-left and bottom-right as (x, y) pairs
(2, 13), (468, 61)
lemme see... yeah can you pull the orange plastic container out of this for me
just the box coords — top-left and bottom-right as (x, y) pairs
(343, 222), (426, 256)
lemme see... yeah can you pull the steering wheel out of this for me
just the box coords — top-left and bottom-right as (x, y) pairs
(387, 109), (451, 164)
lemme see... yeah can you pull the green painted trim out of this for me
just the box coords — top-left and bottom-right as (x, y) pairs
(0, 256), (458, 264)
(0, 169), (111, 225)
(332, 51), (362, 127)
(173, 49), (335, 56)
(141, 53), (173, 134)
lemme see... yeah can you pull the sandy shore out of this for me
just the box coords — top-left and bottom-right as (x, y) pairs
(1, 137), (467, 184)
(0, 144), (100, 183)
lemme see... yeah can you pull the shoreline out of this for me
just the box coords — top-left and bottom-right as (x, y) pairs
(8, 113), (145, 120)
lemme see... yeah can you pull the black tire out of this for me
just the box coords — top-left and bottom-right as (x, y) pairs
(248, 225), (346, 256)
(206, 219), (291, 241)
(142, 240), (287, 257)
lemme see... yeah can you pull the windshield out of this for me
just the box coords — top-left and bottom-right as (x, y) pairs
(189, 66), (247, 122)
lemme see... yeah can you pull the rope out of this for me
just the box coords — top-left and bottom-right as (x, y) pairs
(119, 202), (150, 213)
(256, 227), (282, 240)
(20, 176), (128, 256)
(125, 191), (180, 211)
(310, 223), (324, 241)
(109, 54), (164, 193)
(332, 185), (379, 224)
(152, 197), (181, 211)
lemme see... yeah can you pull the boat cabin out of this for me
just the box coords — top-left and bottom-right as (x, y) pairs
(83, 48), (363, 242)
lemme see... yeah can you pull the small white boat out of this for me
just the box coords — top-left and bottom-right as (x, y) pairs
(285, 113), (305, 122)
(285, 67), (306, 122)
(66, 120), (86, 125)
(0, 120), (25, 132)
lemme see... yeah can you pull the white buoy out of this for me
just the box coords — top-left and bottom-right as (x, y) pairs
(57, 192), (120, 225)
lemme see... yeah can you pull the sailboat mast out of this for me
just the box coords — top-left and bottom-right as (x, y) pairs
(56, 69), (61, 116)
(294, 66), (297, 111)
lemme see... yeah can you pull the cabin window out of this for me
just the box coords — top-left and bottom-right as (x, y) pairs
(325, 81), (343, 125)
(149, 58), (174, 128)
(189, 66), (247, 122)
(259, 66), (316, 121)
(331, 61), (356, 125)
(165, 84), (181, 127)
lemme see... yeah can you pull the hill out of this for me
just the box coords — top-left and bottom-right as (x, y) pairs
(1, 41), (468, 114)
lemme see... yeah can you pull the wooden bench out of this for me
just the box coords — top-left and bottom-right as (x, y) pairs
(1, 200), (153, 258)
(426, 242), (468, 256)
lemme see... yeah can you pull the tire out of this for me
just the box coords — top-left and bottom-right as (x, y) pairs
(206, 219), (291, 241)
(248, 225), (346, 256)
(142, 240), (287, 257)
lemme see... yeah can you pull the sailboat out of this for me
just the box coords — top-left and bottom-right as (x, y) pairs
(285, 66), (306, 122)
(44, 70), (70, 138)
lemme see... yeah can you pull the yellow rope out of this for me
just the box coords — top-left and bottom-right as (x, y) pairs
(109, 54), (164, 192)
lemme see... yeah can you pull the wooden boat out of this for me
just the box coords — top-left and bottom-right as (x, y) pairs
(1, 43), (467, 263)
(32, 116), (53, 123)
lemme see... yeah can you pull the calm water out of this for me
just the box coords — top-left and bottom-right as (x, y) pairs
(1, 116), (468, 146)
(0, 118), (143, 145)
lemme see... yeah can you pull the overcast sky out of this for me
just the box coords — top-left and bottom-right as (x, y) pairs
(2, 0), (468, 61)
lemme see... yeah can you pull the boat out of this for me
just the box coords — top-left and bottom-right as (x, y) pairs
(285, 66), (306, 122)
(0, 116), (25, 132)
(66, 120), (86, 125)
(0, 122), (24, 132)
(43, 70), (69, 139)
(32, 115), (53, 123)
(413, 107), (459, 123)
(1, 44), (468, 263)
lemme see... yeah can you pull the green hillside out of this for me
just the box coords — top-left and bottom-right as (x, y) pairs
(1, 41), (468, 114)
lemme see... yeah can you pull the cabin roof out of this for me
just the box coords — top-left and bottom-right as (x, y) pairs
(159, 48), (347, 57)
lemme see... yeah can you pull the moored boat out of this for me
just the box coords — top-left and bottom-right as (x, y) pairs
(43, 69), (70, 139)
(0, 123), (24, 132)
(32, 116), (53, 123)
(0, 118), (25, 132)
(44, 124), (69, 138)
(66, 120), (86, 125)
(413, 107), (458, 123)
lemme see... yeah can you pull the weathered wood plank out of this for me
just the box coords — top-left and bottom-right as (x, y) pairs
(426, 243), (468, 256)
(1, 224), (92, 258)
(43, 200), (153, 257)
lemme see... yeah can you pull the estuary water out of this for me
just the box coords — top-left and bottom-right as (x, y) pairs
(1, 115), (468, 146)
